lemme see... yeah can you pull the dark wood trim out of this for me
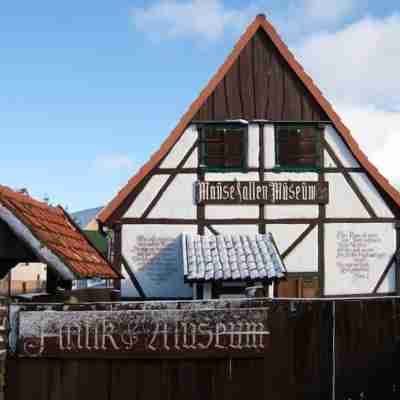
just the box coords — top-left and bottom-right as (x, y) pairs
(324, 218), (396, 223)
(285, 272), (319, 279)
(113, 225), (122, 291)
(152, 167), (364, 175)
(396, 223), (400, 295)
(372, 254), (396, 294)
(318, 128), (326, 296)
(258, 123), (266, 234)
(154, 168), (198, 174)
(141, 140), (198, 218)
(192, 120), (332, 125)
(197, 132), (205, 235)
(121, 217), (397, 225)
(323, 167), (363, 173)
(121, 256), (146, 298)
(205, 225), (219, 235)
(105, 130), (185, 225)
(326, 292), (397, 299)
(185, 277), (270, 284)
(323, 139), (377, 218)
(281, 223), (317, 260)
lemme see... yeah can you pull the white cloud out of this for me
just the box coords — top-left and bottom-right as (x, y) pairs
(131, 0), (258, 41)
(293, 14), (400, 185)
(93, 154), (135, 172)
(296, 14), (400, 108)
(300, 0), (355, 23)
(131, 0), (358, 42)
(336, 104), (400, 186)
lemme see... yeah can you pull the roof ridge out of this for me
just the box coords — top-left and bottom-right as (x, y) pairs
(0, 184), (62, 211)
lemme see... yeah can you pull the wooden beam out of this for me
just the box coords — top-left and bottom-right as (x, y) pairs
(205, 225), (219, 235)
(323, 139), (377, 218)
(121, 256), (146, 298)
(318, 128), (326, 296)
(141, 141), (198, 219)
(258, 123), (266, 234)
(281, 223), (317, 260)
(396, 223), (400, 295)
(113, 225), (122, 291)
(372, 254), (396, 294)
(153, 167), (364, 174)
(121, 217), (397, 225)
(197, 133), (205, 235)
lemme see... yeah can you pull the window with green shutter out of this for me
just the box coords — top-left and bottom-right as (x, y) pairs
(199, 124), (248, 172)
(275, 125), (322, 171)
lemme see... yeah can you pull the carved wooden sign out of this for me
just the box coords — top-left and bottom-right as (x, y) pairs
(195, 181), (329, 205)
(17, 302), (270, 358)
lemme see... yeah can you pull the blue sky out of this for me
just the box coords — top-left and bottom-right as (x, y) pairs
(1, 1), (399, 211)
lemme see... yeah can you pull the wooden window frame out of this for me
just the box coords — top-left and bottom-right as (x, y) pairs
(198, 123), (248, 173)
(274, 124), (322, 172)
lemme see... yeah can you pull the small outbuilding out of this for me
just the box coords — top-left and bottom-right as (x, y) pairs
(0, 185), (120, 299)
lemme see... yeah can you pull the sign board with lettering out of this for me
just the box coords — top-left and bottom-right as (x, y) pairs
(17, 300), (270, 358)
(324, 223), (396, 295)
(122, 226), (194, 298)
(195, 181), (329, 205)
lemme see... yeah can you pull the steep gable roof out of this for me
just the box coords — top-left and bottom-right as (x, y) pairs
(98, 14), (400, 225)
(0, 186), (120, 279)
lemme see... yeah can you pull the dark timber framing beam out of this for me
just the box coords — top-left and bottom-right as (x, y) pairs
(141, 140), (198, 218)
(152, 167), (364, 174)
(197, 134), (205, 236)
(281, 223), (317, 260)
(372, 254), (396, 294)
(120, 217), (397, 225)
(396, 222), (400, 295)
(318, 127), (326, 296)
(113, 224), (122, 291)
(323, 139), (377, 218)
(258, 122), (266, 234)
(121, 256), (146, 298)
(205, 225), (219, 235)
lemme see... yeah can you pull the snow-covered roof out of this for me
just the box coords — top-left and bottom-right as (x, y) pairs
(183, 233), (286, 282)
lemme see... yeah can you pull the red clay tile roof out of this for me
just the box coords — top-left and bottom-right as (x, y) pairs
(0, 185), (120, 279)
(98, 14), (400, 225)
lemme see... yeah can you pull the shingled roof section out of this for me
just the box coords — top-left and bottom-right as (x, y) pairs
(0, 186), (120, 279)
(98, 13), (400, 225)
(183, 233), (285, 282)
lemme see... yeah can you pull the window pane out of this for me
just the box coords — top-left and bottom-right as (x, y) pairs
(224, 133), (243, 157)
(205, 157), (225, 167)
(277, 125), (319, 168)
(206, 142), (225, 157)
(200, 125), (246, 170)
(204, 128), (224, 142)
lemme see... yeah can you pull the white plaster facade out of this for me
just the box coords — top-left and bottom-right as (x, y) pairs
(120, 124), (397, 298)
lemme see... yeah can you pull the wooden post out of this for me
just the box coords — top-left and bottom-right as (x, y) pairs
(46, 267), (58, 294)
(395, 221), (400, 295)
(318, 126), (326, 296)
(258, 123), (266, 234)
(113, 224), (122, 291)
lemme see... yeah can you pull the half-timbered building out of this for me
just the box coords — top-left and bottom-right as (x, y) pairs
(98, 14), (400, 299)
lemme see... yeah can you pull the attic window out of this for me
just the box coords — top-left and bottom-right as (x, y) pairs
(275, 125), (322, 170)
(199, 124), (247, 171)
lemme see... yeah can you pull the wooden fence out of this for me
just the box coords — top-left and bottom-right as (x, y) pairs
(3, 298), (400, 400)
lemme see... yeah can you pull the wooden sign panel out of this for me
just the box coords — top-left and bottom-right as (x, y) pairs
(17, 302), (270, 358)
(195, 181), (329, 205)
